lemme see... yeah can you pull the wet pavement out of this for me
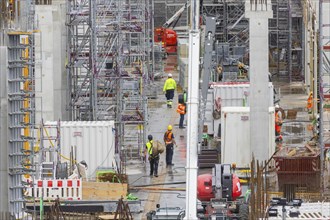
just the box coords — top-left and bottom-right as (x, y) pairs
(126, 57), (322, 218)
(127, 55), (188, 219)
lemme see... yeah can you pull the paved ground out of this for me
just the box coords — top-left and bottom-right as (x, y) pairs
(125, 57), (324, 218)
(126, 55), (188, 219)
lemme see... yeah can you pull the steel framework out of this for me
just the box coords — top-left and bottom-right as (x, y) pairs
(199, 0), (305, 82)
(319, 0), (330, 195)
(66, 0), (150, 172)
(7, 32), (36, 217)
(0, 0), (37, 217)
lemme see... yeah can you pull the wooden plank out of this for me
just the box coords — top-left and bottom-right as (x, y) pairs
(99, 214), (116, 220)
(305, 144), (316, 155)
(82, 181), (127, 201)
(287, 149), (296, 157)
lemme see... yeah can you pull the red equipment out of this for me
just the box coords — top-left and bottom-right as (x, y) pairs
(154, 28), (178, 54)
(153, 1), (190, 54)
(197, 173), (242, 202)
(196, 164), (248, 219)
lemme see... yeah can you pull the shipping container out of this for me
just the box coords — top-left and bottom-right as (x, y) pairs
(59, 121), (116, 179)
(211, 82), (274, 136)
(220, 107), (275, 168)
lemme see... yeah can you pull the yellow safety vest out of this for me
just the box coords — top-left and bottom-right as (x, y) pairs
(146, 140), (153, 155)
(163, 78), (177, 91)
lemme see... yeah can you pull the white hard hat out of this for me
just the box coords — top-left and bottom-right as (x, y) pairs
(168, 73), (172, 77)
(275, 104), (280, 109)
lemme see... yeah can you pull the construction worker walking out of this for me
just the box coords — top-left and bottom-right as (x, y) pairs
(275, 104), (283, 142)
(145, 135), (159, 177)
(163, 73), (177, 108)
(164, 125), (176, 167)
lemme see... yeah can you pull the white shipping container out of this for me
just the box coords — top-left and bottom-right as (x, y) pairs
(60, 121), (116, 179)
(220, 107), (275, 168)
(211, 82), (274, 136)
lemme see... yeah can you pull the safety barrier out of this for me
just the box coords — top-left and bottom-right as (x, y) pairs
(26, 179), (82, 200)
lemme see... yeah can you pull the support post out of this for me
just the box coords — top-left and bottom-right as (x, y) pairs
(245, 0), (273, 161)
(184, 0), (200, 219)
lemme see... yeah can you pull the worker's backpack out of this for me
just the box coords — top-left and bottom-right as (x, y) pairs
(152, 140), (165, 156)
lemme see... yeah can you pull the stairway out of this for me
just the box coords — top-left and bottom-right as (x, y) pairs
(198, 149), (220, 168)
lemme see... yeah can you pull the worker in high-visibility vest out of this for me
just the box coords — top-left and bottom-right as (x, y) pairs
(163, 73), (177, 108)
(176, 102), (186, 129)
(275, 104), (283, 141)
(307, 92), (313, 113)
(163, 125), (176, 167)
(145, 135), (159, 177)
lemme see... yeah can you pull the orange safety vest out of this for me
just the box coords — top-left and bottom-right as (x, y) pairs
(164, 131), (173, 145)
(176, 103), (186, 115)
(275, 112), (282, 133)
(307, 95), (313, 109)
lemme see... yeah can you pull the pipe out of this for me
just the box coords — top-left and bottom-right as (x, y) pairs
(318, 0), (325, 197)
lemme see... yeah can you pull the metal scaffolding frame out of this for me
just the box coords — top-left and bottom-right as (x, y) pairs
(165, 0), (189, 28)
(202, 1), (248, 45)
(66, 0), (150, 173)
(319, 0), (330, 195)
(0, 0), (38, 217)
(199, 0), (305, 82)
(7, 32), (36, 217)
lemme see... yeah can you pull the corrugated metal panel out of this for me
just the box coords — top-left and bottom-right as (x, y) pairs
(211, 83), (274, 136)
(212, 82), (274, 107)
(60, 121), (116, 179)
(220, 107), (275, 168)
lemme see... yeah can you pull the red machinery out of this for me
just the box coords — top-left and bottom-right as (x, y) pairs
(153, 1), (190, 54)
(196, 164), (248, 219)
(197, 173), (242, 202)
(154, 28), (178, 54)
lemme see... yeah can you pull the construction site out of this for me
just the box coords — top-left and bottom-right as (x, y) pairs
(0, 0), (330, 219)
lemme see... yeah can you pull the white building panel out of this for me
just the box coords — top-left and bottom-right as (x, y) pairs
(220, 107), (275, 168)
(211, 82), (274, 136)
(60, 121), (116, 179)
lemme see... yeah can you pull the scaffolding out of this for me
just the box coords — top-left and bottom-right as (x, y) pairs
(7, 32), (36, 217)
(165, 0), (189, 28)
(199, 0), (306, 82)
(66, 0), (150, 173)
(319, 0), (330, 194)
(268, 0), (304, 82)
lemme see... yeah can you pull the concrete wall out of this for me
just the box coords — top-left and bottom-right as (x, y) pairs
(35, 4), (69, 123)
(0, 47), (9, 212)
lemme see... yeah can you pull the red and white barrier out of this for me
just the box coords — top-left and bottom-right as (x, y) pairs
(27, 179), (82, 200)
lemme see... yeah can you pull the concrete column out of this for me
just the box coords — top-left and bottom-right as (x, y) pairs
(245, 1), (273, 161)
(35, 4), (68, 123)
(0, 46), (9, 212)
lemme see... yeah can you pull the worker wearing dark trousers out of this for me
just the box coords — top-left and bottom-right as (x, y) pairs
(176, 102), (186, 128)
(164, 125), (176, 167)
(145, 135), (159, 177)
(163, 73), (177, 108)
